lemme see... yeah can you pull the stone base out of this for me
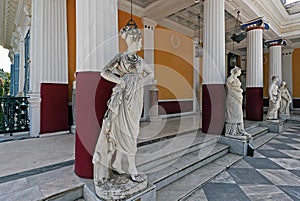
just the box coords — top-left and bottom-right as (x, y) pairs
(279, 114), (290, 120)
(260, 119), (285, 133)
(219, 136), (253, 156)
(71, 125), (76, 134)
(95, 173), (151, 200)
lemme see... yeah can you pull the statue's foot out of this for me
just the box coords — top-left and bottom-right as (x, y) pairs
(112, 168), (126, 175)
(131, 174), (145, 183)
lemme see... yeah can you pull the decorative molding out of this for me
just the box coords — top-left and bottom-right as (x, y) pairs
(118, 0), (144, 17)
(157, 18), (194, 37)
(265, 38), (286, 48)
(142, 17), (157, 30)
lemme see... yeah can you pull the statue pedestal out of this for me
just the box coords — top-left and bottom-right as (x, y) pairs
(279, 114), (290, 120)
(260, 119), (285, 133)
(94, 173), (155, 201)
(219, 136), (253, 156)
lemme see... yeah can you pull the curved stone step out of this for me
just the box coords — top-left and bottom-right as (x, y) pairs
(156, 153), (242, 201)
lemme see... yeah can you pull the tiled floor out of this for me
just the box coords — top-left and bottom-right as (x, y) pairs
(190, 125), (300, 201)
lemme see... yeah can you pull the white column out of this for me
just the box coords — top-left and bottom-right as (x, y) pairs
(29, 0), (68, 137)
(241, 18), (269, 121)
(142, 17), (157, 120)
(269, 46), (282, 84)
(246, 29), (264, 88)
(29, 0), (43, 137)
(76, 0), (118, 72)
(41, 0), (68, 83)
(203, 0), (225, 85)
(18, 39), (25, 96)
(282, 49), (293, 96)
(193, 39), (200, 112)
(202, 0), (226, 134)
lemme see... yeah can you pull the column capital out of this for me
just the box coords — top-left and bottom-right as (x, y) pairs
(241, 17), (269, 32)
(142, 17), (157, 30)
(265, 38), (286, 48)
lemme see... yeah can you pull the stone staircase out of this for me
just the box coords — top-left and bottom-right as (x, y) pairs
(245, 123), (275, 148)
(135, 130), (242, 201)
(0, 123), (281, 201)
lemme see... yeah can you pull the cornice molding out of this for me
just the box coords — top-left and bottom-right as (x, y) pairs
(118, 0), (145, 17)
(158, 18), (194, 37)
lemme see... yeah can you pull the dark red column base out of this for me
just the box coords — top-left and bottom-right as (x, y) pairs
(246, 87), (263, 121)
(202, 84), (226, 135)
(74, 72), (115, 178)
(40, 83), (69, 134)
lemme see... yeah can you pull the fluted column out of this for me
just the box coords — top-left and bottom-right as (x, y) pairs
(193, 39), (200, 112)
(241, 18), (269, 121)
(282, 49), (294, 105)
(75, 0), (118, 178)
(265, 39), (286, 84)
(202, 0), (226, 134)
(142, 17), (157, 120)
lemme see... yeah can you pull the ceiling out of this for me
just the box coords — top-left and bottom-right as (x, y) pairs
(122, 0), (300, 55)
(282, 0), (300, 15)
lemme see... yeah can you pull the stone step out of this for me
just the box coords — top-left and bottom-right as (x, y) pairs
(136, 131), (219, 173)
(253, 132), (277, 149)
(287, 116), (300, 124)
(246, 126), (269, 138)
(156, 153), (242, 201)
(147, 143), (229, 190)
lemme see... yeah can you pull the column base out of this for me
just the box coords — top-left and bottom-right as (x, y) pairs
(28, 93), (41, 138)
(202, 84), (225, 135)
(246, 87), (263, 121)
(75, 72), (115, 178)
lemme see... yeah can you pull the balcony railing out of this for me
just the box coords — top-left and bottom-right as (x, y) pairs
(0, 97), (30, 134)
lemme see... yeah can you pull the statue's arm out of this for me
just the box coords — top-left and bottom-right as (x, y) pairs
(101, 53), (124, 86)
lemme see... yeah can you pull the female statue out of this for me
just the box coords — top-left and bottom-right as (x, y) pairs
(279, 81), (292, 115)
(266, 76), (281, 120)
(93, 25), (154, 185)
(225, 66), (249, 138)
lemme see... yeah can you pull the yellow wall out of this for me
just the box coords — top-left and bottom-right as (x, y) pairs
(67, 0), (76, 102)
(154, 27), (194, 100)
(292, 48), (300, 98)
(263, 53), (269, 97)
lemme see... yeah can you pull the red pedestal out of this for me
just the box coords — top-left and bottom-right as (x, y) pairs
(74, 72), (115, 178)
(202, 84), (226, 135)
(246, 87), (263, 121)
(40, 83), (69, 134)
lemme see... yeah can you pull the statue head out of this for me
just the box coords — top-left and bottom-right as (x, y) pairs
(120, 25), (142, 52)
(271, 75), (279, 83)
(280, 81), (287, 87)
(230, 66), (241, 76)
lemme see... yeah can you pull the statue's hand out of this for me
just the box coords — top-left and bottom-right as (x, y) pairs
(119, 79), (126, 89)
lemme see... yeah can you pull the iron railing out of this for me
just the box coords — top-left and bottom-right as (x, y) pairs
(0, 97), (29, 134)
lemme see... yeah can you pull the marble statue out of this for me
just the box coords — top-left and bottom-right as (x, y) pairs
(266, 76), (281, 120)
(225, 66), (250, 139)
(92, 25), (153, 199)
(279, 81), (292, 117)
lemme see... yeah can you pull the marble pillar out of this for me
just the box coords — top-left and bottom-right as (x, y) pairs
(265, 38), (286, 84)
(241, 18), (269, 121)
(142, 17), (157, 121)
(193, 38), (201, 113)
(149, 80), (161, 121)
(75, 0), (118, 178)
(202, 0), (226, 134)
(282, 49), (294, 107)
